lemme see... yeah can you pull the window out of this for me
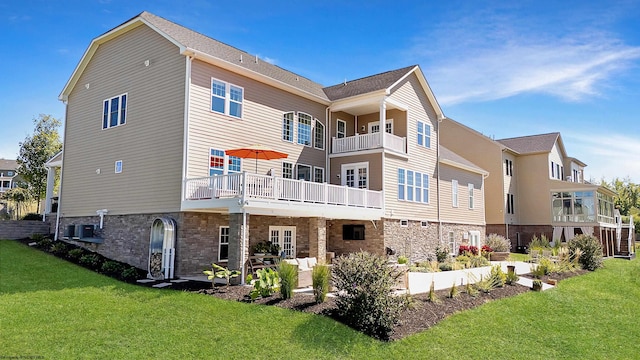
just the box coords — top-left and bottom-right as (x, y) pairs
(269, 226), (296, 258)
(337, 119), (346, 138)
(210, 148), (241, 176)
(368, 119), (393, 134)
(551, 161), (555, 178)
(297, 112), (312, 146)
(452, 180), (458, 207)
(218, 226), (229, 261)
(507, 193), (515, 214)
(417, 121), (431, 148)
(448, 231), (456, 255)
(7, 171), (13, 176)
(468, 183), (474, 209)
(313, 167), (324, 183)
(505, 159), (513, 176)
(102, 93), (127, 129)
(314, 120), (325, 150)
(398, 168), (429, 203)
(421, 221), (428, 227)
(211, 78), (243, 118)
(282, 112), (294, 142)
(114, 160), (123, 174)
(282, 162), (293, 179)
(297, 164), (311, 181)
(556, 164), (561, 180)
(343, 224), (365, 240)
(400, 220), (409, 227)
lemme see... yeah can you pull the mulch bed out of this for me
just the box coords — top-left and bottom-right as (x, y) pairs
(190, 269), (587, 341)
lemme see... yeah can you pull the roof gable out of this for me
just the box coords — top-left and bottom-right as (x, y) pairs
(0, 159), (18, 171)
(439, 146), (487, 175)
(497, 132), (562, 155)
(323, 65), (417, 101)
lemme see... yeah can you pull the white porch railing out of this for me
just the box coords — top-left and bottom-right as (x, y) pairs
(331, 132), (406, 154)
(184, 172), (383, 209)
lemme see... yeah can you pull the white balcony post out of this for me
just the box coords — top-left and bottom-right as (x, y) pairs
(241, 172), (247, 204)
(380, 100), (386, 149)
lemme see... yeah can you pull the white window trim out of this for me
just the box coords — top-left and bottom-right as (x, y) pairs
(337, 119), (346, 138)
(282, 111), (294, 143)
(314, 120), (325, 150)
(114, 160), (123, 174)
(210, 77), (244, 119)
(469, 230), (481, 248)
(282, 161), (294, 179)
(341, 162), (369, 189)
(102, 93), (127, 130)
(368, 119), (393, 134)
(269, 225), (296, 258)
(398, 168), (429, 204)
(313, 166), (325, 183)
(218, 226), (229, 262)
(210, 148), (242, 176)
(417, 121), (431, 148)
(468, 183), (475, 209)
(452, 179), (458, 207)
(296, 112), (313, 146)
(400, 219), (409, 227)
(421, 221), (428, 227)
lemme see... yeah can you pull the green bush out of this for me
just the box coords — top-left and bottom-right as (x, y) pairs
(50, 242), (69, 257)
(101, 260), (126, 277)
(529, 234), (551, 250)
(79, 253), (102, 269)
(21, 213), (41, 220)
(332, 251), (409, 341)
(278, 261), (298, 300)
(435, 244), (450, 263)
(312, 265), (330, 304)
(568, 234), (604, 271)
(488, 265), (506, 287)
(30, 233), (46, 242)
(67, 248), (85, 262)
(250, 268), (280, 300)
(505, 270), (519, 285)
(397, 255), (409, 265)
(35, 238), (53, 250)
(485, 234), (511, 252)
(121, 267), (141, 282)
(438, 261), (453, 272)
(468, 255), (490, 268)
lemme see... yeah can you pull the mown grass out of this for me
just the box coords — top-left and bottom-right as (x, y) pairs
(2, 240), (639, 359)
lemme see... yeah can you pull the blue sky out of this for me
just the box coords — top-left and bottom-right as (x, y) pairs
(1, 0), (639, 183)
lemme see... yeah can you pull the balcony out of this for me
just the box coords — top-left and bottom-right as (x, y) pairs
(182, 172), (384, 220)
(331, 132), (406, 155)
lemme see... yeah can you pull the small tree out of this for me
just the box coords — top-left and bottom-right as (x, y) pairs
(0, 187), (30, 219)
(16, 114), (62, 213)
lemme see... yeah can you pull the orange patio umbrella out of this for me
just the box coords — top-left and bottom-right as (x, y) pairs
(225, 145), (288, 173)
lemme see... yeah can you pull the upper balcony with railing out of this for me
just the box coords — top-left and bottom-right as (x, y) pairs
(332, 131), (406, 155)
(182, 172), (384, 219)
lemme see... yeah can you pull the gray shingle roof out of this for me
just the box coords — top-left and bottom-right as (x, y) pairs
(496, 132), (560, 154)
(0, 159), (18, 172)
(439, 146), (486, 174)
(138, 12), (329, 100)
(322, 65), (417, 101)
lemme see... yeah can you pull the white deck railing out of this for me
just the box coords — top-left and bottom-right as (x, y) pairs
(184, 172), (383, 209)
(331, 132), (406, 154)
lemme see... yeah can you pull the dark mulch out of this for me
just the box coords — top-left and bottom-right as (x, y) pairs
(189, 270), (586, 341)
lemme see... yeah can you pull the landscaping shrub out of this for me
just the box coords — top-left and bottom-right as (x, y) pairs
(485, 234), (511, 252)
(21, 213), (41, 220)
(332, 251), (409, 341)
(79, 253), (102, 269)
(50, 242), (69, 257)
(35, 237), (53, 250)
(312, 264), (330, 304)
(435, 244), (450, 263)
(505, 269), (519, 285)
(488, 265), (506, 287)
(467, 254), (490, 268)
(568, 234), (604, 271)
(458, 245), (479, 256)
(529, 234), (551, 250)
(250, 268), (280, 300)
(397, 255), (409, 265)
(101, 260), (126, 277)
(67, 248), (85, 262)
(121, 267), (142, 282)
(30, 233), (46, 242)
(204, 263), (241, 289)
(278, 261), (298, 300)
(439, 261), (453, 272)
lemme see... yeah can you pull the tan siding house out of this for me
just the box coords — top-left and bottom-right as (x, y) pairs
(51, 11), (488, 277)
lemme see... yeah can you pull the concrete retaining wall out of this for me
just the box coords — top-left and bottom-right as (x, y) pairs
(0, 220), (51, 239)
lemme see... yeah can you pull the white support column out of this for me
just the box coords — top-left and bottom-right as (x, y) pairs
(44, 166), (55, 214)
(380, 100), (387, 149)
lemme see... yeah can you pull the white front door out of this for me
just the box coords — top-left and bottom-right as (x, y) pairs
(368, 119), (393, 134)
(469, 231), (480, 248)
(269, 226), (296, 258)
(342, 162), (368, 189)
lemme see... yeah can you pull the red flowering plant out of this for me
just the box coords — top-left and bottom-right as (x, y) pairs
(481, 245), (493, 255)
(458, 245), (479, 256)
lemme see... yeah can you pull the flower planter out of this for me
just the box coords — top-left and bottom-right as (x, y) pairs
(531, 280), (543, 291)
(490, 252), (510, 261)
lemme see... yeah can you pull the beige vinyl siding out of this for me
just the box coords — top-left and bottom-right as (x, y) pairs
(383, 73), (439, 221)
(330, 112), (356, 138)
(440, 119), (505, 224)
(187, 60), (327, 178)
(439, 164), (485, 225)
(516, 153), (555, 224)
(61, 25), (185, 216)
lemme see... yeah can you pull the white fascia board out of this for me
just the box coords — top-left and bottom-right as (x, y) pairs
(439, 158), (489, 176)
(329, 90), (387, 112)
(389, 66), (444, 120)
(185, 48), (330, 105)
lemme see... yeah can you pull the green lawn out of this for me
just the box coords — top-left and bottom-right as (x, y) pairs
(2, 240), (639, 359)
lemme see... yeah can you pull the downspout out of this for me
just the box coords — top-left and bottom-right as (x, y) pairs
(54, 100), (69, 241)
(326, 106), (330, 181)
(241, 209), (247, 285)
(181, 55), (193, 202)
(437, 116), (443, 244)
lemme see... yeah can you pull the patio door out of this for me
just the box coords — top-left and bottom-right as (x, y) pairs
(269, 226), (296, 258)
(368, 119), (393, 134)
(342, 162), (368, 189)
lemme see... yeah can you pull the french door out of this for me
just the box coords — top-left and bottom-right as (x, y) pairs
(269, 226), (296, 258)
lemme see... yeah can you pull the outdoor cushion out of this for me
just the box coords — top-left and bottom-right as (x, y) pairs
(283, 259), (298, 266)
(296, 258), (310, 271)
(307, 257), (318, 268)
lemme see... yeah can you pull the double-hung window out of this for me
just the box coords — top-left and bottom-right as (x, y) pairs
(102, 93), (127, 129)
(282, 162), (293, 179)
(314, 167), (324, 183)
(417, 121), (431, 148)
(507, 194), (515, 214)
(297, 112), (312, 146)
(211, 79), (243, 118)
(314, 120), (325, 150)
(398, 168), (429, 204)
(282, 112), (294, 142)
(505, 159), (513, 176)
(452, 180), (458, 207)
(468, 184), (475, 209)
(210, 148), (241, 176)
(337, 119), (346, 138)
(218, 226), (229, 261)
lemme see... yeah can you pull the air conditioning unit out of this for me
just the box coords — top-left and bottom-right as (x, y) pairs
(78, 225), (95, 238)
(64, 224), (76, 239)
